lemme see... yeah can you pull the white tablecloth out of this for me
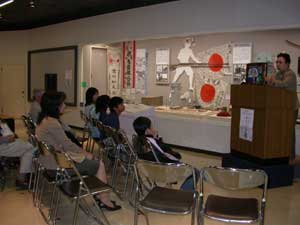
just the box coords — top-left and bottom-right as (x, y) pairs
(61, 106), (300, 156)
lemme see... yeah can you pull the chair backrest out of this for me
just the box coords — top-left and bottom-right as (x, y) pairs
(38, 141), (53, 156)
(22, 115), (36, 134)
(201, 167), (268, 191)
(132, 135), (160, 162)
(39, 141), (73, 169)
(116, 129), (137, 158)
(135, 160), (195, 195)
(28, 133), (38, 148)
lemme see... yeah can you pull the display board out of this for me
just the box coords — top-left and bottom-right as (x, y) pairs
(28, 46), (78, 106)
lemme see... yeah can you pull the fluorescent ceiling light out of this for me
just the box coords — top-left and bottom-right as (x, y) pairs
(0, 0), (14, 8)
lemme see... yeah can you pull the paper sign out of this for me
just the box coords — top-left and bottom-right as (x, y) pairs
(81, 81), (87, 88)
(65, 69), (72, 80)
(233, 43), (252, 64)
(239, 108), (254, 141)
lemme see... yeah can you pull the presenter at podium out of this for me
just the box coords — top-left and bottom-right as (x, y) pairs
(264, 53), (299, 162)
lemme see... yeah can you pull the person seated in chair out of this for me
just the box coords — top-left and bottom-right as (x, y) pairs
(133, 116), (181, 163)
(28, 89), (44, 124)
(103, 96), (125, 130)
(36, 91), (121, 211)
(133, 117), (200, 191)
(0, 121), (35, 189)
(84, 87), (99, 139)
(90, 95), (110, 140)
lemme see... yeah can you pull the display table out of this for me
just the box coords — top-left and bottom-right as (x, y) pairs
(61, 105), (300, 156)
(154, 107), (231, 154)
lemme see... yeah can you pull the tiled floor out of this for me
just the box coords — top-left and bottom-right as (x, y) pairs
(0, 119), (300, 225)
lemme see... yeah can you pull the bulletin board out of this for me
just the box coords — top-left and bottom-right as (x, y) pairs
(27, 46), (78, 106)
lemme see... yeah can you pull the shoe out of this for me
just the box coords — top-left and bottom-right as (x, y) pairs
(97, 199), (121, 211)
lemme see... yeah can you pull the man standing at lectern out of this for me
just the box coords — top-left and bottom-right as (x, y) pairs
(264, 53), (299, 163)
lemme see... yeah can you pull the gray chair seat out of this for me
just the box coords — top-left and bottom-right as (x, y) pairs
(141, 186), (196, 214)
(60, 176), (111, 198)
(204, 195), (259, 221)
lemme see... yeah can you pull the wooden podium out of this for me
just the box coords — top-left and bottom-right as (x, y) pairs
(230, 84), (296, 162)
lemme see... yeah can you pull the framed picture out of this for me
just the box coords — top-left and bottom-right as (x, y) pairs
(246, 63), (267, 85)
(28, 46), (78, 106)
(156, 48), (170, 84)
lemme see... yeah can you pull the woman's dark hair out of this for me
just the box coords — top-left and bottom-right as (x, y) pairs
(277, 53), (291, 64)
(37, 91), (66, 124)
(85, 87), (99, 106)
(95, 95), (110, 113)
(109, 96), (124, 113)
(133, 116), (152, 136)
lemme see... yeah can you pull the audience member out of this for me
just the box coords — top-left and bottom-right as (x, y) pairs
(36, 92), (121, 210)
(133, 116), (181, 163)
(28, 89), (44, 123)
(0, 121), (35, 189)
(84, 87), (99, 138)
(103, 96), (125, 129)
(90, 95), (110, 139)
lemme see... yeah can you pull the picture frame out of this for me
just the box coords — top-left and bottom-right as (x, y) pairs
(155, 48), (170, 84)
(246, 63), (267, 85)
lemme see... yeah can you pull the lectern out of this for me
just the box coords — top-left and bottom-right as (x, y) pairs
(230, 84), (296, 163)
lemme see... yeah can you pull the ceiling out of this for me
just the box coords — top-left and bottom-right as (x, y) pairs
(0, 0), (177, 31)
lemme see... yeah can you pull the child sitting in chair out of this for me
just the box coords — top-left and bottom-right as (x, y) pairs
(133, 116), (181, 163)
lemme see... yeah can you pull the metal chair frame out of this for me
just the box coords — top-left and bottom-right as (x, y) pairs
(198, 166), (268, 225)
(134, 160), (198, 225)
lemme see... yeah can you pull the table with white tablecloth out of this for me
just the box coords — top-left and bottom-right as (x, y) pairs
(61, 105), (300, 156)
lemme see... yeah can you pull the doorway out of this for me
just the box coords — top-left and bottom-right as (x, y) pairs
(91, 47), (107, 95)
(0, 65), (26, 117)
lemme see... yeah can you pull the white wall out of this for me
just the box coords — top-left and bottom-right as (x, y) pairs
(0, 31), (28, 65)
(1, 0), (300, 106)
(27, 0), (300, 49)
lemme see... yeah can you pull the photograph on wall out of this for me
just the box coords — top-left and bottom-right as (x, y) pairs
(156, 64), (169, 84)
(232, 64), (247, 84)
(156, 48), (170, 84)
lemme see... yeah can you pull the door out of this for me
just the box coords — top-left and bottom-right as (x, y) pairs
(0, 65), (26, 117)
(91, 47), (107, 95)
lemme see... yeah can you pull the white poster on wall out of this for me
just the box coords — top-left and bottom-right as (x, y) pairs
(239, 108), (254, 142)
(233, 43), (252, 64)
(135, 49), (147, 95)
(156, 48), (170, 65)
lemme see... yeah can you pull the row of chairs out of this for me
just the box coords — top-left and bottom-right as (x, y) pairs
(81, 111), (269, 225)
(21, 115), (115, 225)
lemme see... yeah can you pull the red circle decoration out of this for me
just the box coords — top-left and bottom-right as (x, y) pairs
(200, 84), (216, 103)
(208, 53), (224, 72)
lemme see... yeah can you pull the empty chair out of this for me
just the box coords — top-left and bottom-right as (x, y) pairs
(134, 160), (198, 225)
(198, 166), (268, 225)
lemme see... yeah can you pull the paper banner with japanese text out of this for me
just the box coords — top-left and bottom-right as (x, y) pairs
(107, 48), (121, 96)
(122, 41), (136, 89)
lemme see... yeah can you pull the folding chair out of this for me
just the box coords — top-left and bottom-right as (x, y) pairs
(134, 160), (198, 225)
(198, 166), (268, 225)
(50, 149), (112, 225)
